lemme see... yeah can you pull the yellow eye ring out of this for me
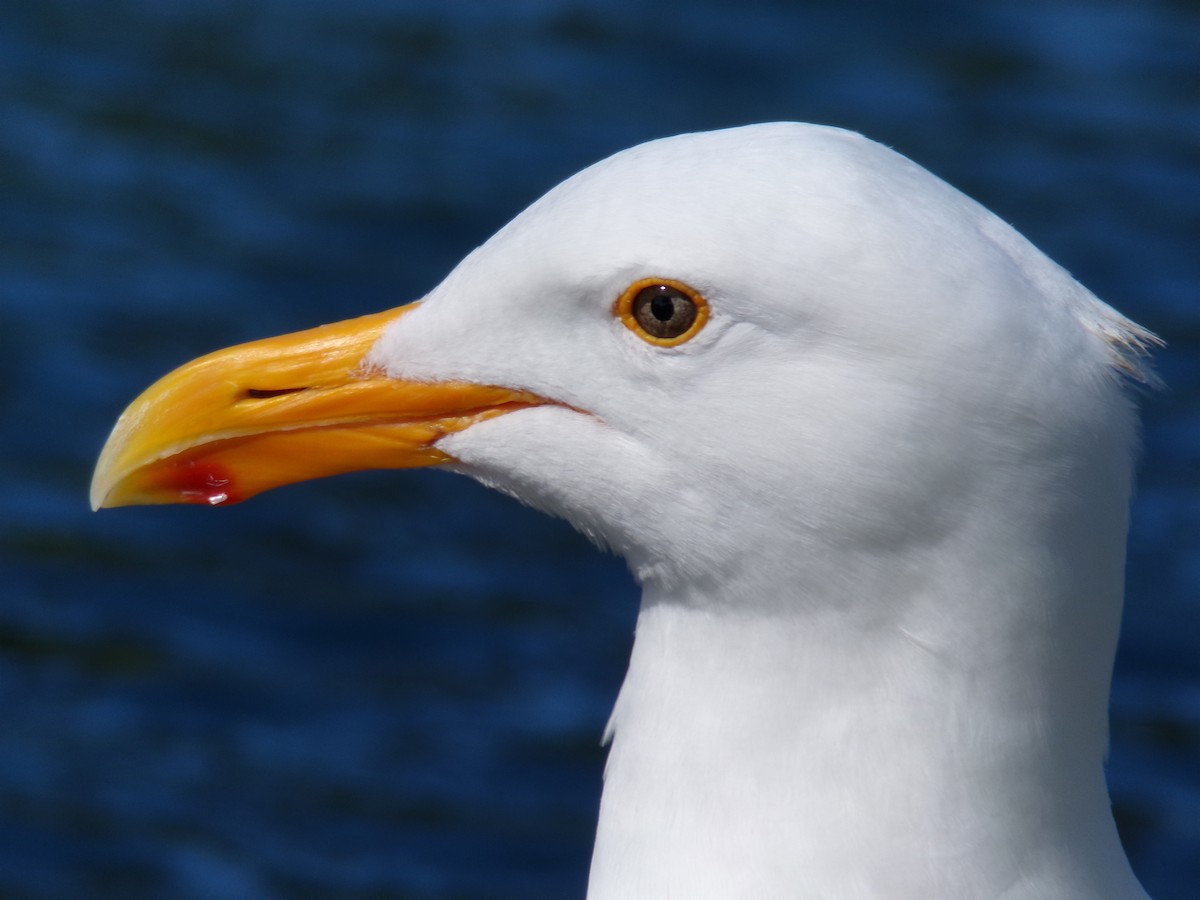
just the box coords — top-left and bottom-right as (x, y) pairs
(614, 278), (710, 347)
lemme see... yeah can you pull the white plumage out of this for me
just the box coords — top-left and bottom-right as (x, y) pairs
(369, 124), (1155, 899)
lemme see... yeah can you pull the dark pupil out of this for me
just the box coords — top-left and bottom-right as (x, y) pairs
(649, 294), (675, 321)
(632, 285), (697, 339)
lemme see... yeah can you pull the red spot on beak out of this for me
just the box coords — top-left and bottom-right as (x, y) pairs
(160, 459), (240, 506)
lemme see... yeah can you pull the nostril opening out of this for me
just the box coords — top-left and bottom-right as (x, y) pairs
(245, 387), (307, 399)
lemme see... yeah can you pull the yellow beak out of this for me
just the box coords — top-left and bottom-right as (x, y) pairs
(90, 302), (547, 509)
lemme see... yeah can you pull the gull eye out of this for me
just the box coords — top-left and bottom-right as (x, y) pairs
(615, 278), (710, 346)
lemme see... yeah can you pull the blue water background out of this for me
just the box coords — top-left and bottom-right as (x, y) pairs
(2, 1), (1198, 897)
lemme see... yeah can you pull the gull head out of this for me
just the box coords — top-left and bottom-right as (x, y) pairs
(92, 124), (1157, 611)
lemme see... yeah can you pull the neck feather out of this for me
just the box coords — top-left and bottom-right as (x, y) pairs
(587, 532), (1147, 900)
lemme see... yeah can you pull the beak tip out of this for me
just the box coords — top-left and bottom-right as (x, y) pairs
(89, 468), (108, 512)
(89, 474), (115, 511)
(90, 436), (122, 510)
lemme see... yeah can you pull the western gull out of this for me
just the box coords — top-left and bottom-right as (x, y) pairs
(91, 123), (1159, 899)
